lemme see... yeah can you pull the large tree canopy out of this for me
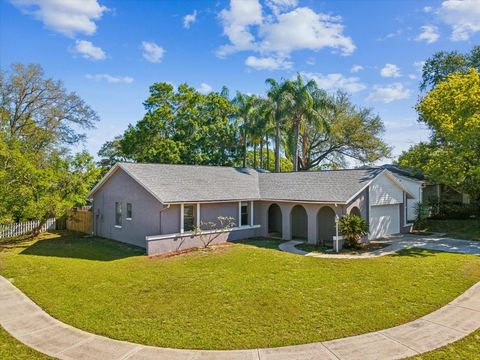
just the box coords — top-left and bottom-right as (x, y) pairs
(118, 83), (240, 166)
(0, 64), (100, 226)
(399, 69), (480, 200)
(420, 46), (480, 91)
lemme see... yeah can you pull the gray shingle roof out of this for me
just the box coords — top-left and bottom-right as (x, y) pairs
(107, 163), (383, 204)
(119, 163), (261, 203)
(258, 169), (381, 203)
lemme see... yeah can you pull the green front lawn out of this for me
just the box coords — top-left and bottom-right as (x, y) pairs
(1, 232), (479, 350)
(0, 326), (51, 359)
(426, 219), (480, 241)
(411, 329), (480, 359)
(296, 242), (388, 254)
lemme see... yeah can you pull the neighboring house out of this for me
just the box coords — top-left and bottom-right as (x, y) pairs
(88, 163), (415, 255)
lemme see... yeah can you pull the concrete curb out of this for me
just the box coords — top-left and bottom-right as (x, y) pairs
(1, 275), (479, 359)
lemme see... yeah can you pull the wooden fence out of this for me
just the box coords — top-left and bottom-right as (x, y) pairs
(0, 218), (56, 239)
(66, 209), (93, 234)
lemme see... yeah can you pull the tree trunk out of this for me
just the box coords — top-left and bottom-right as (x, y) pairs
(259, 138), (264, 169)
(266, 136), (270, 171)
(275, 122), (280, 173)
(242, 128), (247, 168)
(293, 120), (300, 172)
(253, 143), (257, 168)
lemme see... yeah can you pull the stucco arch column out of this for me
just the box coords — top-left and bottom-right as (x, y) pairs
(279, 203), (294, 240)
(304, 204), (320, 245)
(254, 202), (270, 237)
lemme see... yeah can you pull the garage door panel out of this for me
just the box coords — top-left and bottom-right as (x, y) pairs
(370, 204), (400, 240)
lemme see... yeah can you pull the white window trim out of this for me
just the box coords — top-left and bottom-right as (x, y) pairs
(114, 225), (122, 229)
(180, 203), (185, 233)
(126, 218), (132, 221)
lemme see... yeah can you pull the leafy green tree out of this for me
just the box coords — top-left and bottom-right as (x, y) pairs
(232, 92), (256, 168)
(0, 63), (100, 229)
(399, 69), (480, 200)
(420, 46), (480, 91)
(299, 92), (389, 170)
(116, 83), (240, 166)
(245, 149), (292, 172)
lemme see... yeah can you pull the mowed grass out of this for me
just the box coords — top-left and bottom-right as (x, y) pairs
(411, 329), (480, 359)
(0, 326), (51, 359)
(1, 232), (479, 350)
(426, 219), (480, 241)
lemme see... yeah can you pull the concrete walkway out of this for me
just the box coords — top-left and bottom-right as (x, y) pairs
(1, 275), (480, 360)
(279, 235), (480, 259)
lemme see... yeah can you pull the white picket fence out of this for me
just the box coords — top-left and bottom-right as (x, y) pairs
(0, 218), (56, 239)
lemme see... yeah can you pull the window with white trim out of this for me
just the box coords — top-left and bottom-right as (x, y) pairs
(126, 203), (132, 220)
(184, 204), (195, 232)
(115, 202), (122, 227)
(241, 202), (249, 226)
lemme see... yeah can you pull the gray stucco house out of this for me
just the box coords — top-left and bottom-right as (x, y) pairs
(89, 163), (415, 255)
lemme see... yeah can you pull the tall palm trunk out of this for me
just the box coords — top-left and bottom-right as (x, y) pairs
(266, 136), (270, 171)
(275, 121), (281, 173)
(293, 117), (301, 172)
(253, 143), (257, 168)
(242, 128), (247, 168)
(259, 138), (264, 169)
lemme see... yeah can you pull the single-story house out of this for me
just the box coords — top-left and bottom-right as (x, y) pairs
(88, 163), (415, 255)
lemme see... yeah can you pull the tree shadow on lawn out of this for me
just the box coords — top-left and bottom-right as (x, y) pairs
(392, 247), (442, 258)
(18, 231), (145, 261)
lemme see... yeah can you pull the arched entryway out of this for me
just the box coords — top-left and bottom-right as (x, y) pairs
(291, 205), (308, 240)
(268, 204), (282, 238)
(350, 206), (361, 217)
(317, 206), (336, 246)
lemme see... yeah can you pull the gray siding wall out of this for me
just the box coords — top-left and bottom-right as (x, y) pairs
(200, 202), (239, 227)
(93, 168), (163, 248)
(160, 205), (180, 235)
(345, 187), (369, 220)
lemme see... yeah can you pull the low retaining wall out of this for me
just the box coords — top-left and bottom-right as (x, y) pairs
(146, 225), (261, 256)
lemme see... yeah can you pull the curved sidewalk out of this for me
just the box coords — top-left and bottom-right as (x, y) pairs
(1, 276), (480, 360)
(279, 235), (480, 259)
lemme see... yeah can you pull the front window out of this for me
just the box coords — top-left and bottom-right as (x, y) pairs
(126, 203), (132, 219)
(115, 202), (122, 227)
(241, 202), (249, 226)
(184, 205), (195, 232)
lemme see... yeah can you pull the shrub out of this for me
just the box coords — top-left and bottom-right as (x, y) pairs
(413, 202), (428, 230)
(339, 215), (369, 249)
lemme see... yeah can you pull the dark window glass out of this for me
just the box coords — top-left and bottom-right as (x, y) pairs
(115, 202), (122, 226)
(184, 205), (195, 231)
(241, 203), (249, 226)
(127, 203), (132, 219)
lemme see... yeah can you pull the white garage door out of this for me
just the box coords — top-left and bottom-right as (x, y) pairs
(369, 204), (400, 240)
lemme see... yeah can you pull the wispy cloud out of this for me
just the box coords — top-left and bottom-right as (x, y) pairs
(245, 56), (292, 70)
(440, 0), (480, 41)
(183, 10), (197, 29)
(368, 83), (410, 103)
(85, 73), (134, 83)
(198, 83), (213, 94)
(301, 72), (367, 93)
(73, 40), (106, 60)
(380, 63), (401, 78)
(415, 25), (439, 44)
(141, 41), (165, 63)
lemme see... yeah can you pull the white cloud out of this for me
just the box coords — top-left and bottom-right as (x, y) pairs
(198, 83), (213, 94)
(305, 57), (315, 65)
(11, 0), (108, 37)
(217, 0), (263, 56)
(259, 7), (355, 56)
(73, 40), (106, 60)
(380, 63), (401, 78)
(85, 74), (133, 83)
(141, 41), (165, 63)
(423, 6), (433, 13)
(351, 64), (363, 73)
(266, 0), (298, 14)
(367, 83), (411, 103)
(440, 0), (480, 41)
(301, 72), (367, 93)
(245, 55), (292, 70)
(183, 10), (197, 29)
(415, 25), (439, 44)
(217, 0), (355, 68)
(408, 74), (417, 80)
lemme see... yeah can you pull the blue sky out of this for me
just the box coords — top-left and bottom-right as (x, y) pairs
(1, 0), (479, 163)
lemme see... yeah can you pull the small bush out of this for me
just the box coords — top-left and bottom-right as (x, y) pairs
(339, 215), (369, 249)
(413, 202), (428, 230)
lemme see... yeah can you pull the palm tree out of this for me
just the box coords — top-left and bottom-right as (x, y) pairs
(283, 74), (318, 172)
(232, 92), (255, 168)
(265, 78), (289, 172)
